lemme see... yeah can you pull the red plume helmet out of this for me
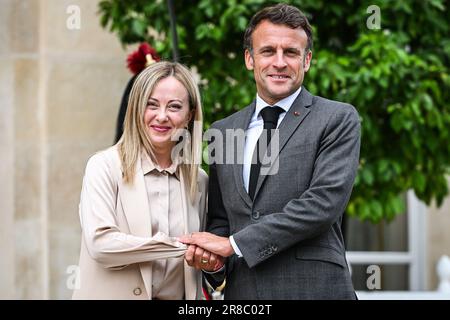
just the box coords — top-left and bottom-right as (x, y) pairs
(126, 43), (161, 75)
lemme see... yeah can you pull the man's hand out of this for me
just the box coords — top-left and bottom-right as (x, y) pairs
(184, 244), (224, 271)
(179, 232), (235, 258)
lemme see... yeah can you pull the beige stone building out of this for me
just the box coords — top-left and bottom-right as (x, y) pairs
(1, 0), (449, 299)
(1, 0), (130, 299)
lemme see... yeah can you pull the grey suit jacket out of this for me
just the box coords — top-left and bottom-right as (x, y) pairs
(206, 87), (360, 299)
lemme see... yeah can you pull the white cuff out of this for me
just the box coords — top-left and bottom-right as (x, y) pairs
(202, 265), (225, 274)
(229, 235), (243, 257)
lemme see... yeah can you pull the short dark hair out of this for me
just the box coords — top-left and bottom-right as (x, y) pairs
(243, 3), (313, 54)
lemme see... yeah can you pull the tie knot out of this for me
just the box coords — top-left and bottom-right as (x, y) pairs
(260, 106), (284, 127)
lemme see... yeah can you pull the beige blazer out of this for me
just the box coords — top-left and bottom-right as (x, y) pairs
(72, 146), (208, 300)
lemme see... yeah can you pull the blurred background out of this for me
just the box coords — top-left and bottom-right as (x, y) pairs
(1, 0), (449, 299)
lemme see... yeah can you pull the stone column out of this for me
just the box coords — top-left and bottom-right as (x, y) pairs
(0, 0), (46, 299)
(0, 0), (16, 300)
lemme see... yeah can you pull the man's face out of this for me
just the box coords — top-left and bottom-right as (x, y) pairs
(245, 20), (312, 105)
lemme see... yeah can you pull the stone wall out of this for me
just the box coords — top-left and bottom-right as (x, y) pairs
(0, 0), (130, 299)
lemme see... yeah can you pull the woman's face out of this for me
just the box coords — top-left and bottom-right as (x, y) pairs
(144, 76), (192, 155)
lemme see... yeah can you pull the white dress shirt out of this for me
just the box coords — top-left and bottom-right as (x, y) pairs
(230, 86), (302, 257)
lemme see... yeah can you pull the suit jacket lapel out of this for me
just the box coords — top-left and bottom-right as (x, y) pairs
(232, 101), (255, 208)
(254, 87), (313, 198)
(118, 153), (153, 299)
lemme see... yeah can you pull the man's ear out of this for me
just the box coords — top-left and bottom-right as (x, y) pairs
(304, 50), (312, 73)
(244, 49), (254, 70)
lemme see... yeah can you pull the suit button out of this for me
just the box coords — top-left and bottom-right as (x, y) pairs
(133, 287), (142, 296)
(252, 211), (260, 220)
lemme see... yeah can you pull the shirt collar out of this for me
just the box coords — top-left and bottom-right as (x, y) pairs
(141, 151), (180, 179)
(254, 86), (302, 119)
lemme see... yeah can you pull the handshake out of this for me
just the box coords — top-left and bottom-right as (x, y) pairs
(177, 232), (235, 272)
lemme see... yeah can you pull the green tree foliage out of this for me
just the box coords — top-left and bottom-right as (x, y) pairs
(98, 0), (450, 222)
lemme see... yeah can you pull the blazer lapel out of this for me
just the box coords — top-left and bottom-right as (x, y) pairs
(232, 102), (256, 208)
(254, 87), (313, 198)
(118, 153), (153, 299)
(179, 172), (201, 235)
(180, 172), (201, 300)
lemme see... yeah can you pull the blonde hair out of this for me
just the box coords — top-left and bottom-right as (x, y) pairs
(118, 61), (203, 203)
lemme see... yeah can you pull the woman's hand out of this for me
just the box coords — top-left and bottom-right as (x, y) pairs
(178, 232), (235, 257)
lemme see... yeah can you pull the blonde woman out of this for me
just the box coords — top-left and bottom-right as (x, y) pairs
(73, 61), (222, 300)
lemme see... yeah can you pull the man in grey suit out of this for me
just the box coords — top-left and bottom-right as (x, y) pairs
(179, 3), (360, 299)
